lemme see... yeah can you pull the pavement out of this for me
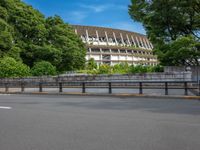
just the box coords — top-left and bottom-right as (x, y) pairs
(0, 94), (200, 150)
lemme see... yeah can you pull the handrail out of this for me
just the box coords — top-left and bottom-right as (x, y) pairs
(1, 80), (199, 96)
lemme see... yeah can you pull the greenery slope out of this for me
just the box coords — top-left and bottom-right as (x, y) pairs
(0, 0), (86, 77)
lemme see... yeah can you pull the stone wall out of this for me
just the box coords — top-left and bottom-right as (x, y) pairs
(0, 72), (192, 85)
(164, 66), (200, 81)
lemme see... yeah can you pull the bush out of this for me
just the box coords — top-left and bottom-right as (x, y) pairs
(86, 58), (97, 70)
(31, 61), (57, 76)
(129, 65), (148, 73)
(113, 63), (129, 74)
(98, 64), (112, 74)
(0, 57), (31, 77)
(152, 65), (164, 72)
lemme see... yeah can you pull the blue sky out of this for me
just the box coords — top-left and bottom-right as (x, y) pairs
(23, 0), (146, 34)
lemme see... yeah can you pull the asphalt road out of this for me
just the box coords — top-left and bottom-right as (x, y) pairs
(0, 94), (200, 150)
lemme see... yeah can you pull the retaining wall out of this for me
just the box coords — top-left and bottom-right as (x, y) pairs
(0, 72), (192, 85)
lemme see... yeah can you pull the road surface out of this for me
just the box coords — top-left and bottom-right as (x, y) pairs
(0, 94), (200, 150)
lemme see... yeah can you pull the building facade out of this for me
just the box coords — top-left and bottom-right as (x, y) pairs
(73, 25), (158, 66)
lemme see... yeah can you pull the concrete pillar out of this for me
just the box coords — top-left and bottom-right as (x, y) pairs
(105, 31), (109, 45)
(131, 36), (137, 47)
(96, 30), (100, 45)
(113, 32), (118, 46)
(86, 29), (89, 44)
(145, 39), (151, 49)
(126, 34), (131, 46)
(139, 37), (145, 48)
(142, 38), (149, 49)
(135, 36), (141, 48)
(120, 33), (125, 46)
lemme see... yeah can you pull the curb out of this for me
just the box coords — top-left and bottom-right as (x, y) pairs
(0, 91), (199, 100)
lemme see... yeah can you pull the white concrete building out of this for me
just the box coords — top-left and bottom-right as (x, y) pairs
(73, 25), (158, 66)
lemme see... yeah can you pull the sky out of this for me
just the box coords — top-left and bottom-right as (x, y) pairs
(23, 0), (146, 34)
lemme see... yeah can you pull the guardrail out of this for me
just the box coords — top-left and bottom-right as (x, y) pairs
(0, 80), (199, 96)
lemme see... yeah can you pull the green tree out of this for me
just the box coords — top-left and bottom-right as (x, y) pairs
(45, 16), (86, 71)
(0, 0), (86, 74)
(0, 19), (13, 56)
(31, 61), (57, 76)
(129, 0), (200, 66)
(0, 57), (31, 77)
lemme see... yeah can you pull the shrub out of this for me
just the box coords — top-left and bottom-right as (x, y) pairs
(152, 65), (164, 72)
(0, 57), (31, 77)
(31, 61), (56, 76)
(113, 63), (129, 74)
(98, 64), (112, 74)
(86, 58), (97, 70)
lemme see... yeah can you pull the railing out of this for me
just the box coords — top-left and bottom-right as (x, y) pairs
(0, 80), (199, 96)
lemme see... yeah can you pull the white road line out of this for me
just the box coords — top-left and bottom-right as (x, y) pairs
(0, 106), (12, 109)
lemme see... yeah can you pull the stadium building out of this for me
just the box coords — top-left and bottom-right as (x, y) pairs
(73, 25), (158, 66)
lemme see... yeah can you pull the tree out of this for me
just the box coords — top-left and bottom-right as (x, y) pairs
(129, 0), (200, 66)
(0, 57), (31, 77)
(0, 0), (86, 75)
(0, 19), (13, 56)
(45, 16), (86, 71)
(31, 61), (57, 76)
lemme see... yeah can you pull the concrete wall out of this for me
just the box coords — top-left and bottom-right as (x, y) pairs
(164, 66), (200, 81)
(0, 72), (192, 85)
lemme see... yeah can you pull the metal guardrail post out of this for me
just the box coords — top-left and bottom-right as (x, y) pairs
(184, 82), (188, 96)
(108, 82), (112, 94)
(39, 82), (43, 92)
(139, 82), (143, 94)
(21, 82), (25, 92)
(5, 83), (9, 92)
(82, 82), (86, 93)
(199, 80), (200, 96)
(165, 82), (168, 95)
(59, 82), (63, 93)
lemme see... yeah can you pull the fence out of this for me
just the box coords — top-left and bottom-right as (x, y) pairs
(0, 80), (199, 96)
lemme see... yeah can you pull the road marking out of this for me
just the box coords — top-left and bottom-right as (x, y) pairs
(0, 106), (12, 109)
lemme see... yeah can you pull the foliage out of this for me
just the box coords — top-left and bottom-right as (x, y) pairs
(0, 0), (86, 76)
(45, 16), (86, 71)
(31, 61), (57, 76)
(129, 0), (200, 66)
(79, 64), (164, 75)
(112, 63), (129, 74)
(98, 64), (112, 74)
(155, 36), (200, 66)
(86, 58), (97, 70)
(129, 65), (148, 73)
(0, 57), (30, 77)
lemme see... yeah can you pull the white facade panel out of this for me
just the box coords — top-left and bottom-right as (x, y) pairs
(90, 55), (101, 60)
(111, 55), (119, 61)
(119, 56), (126, 60)
(127, 56), (133, 61)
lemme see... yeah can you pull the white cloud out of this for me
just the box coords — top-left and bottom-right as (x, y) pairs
(66, 11), (88, 23)
(80, 4), (108, 13)
(79, 4), (127, 13)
